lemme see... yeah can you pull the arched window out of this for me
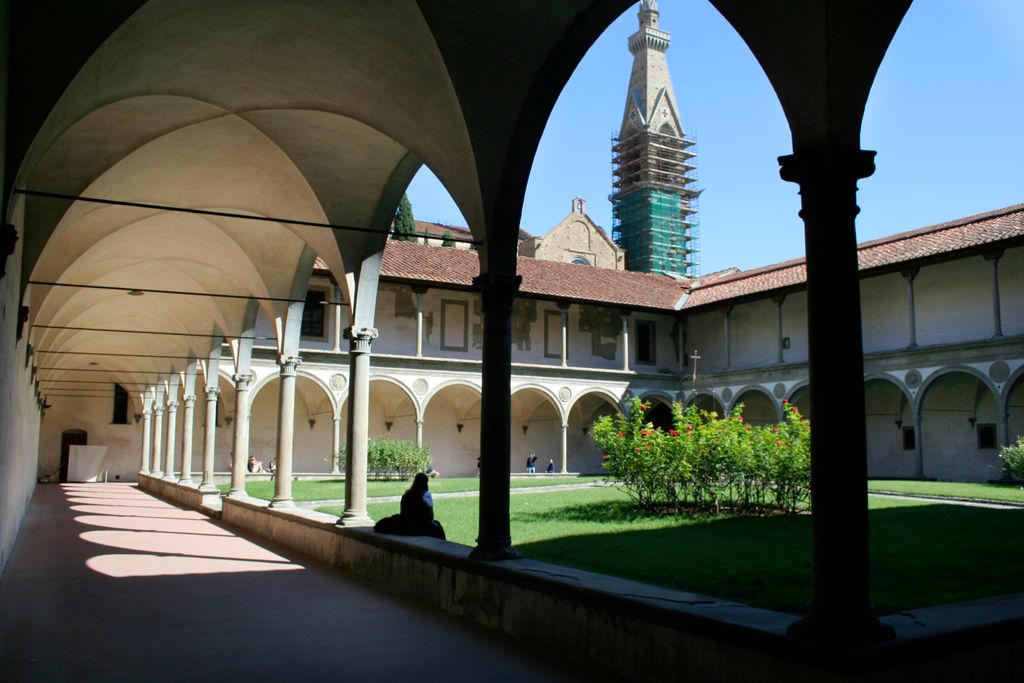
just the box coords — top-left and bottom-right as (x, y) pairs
(570, 256), (590, 266)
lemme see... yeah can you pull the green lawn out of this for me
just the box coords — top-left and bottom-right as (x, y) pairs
(868, 479), (1024, 504)
(217, 476), (602, 502)
(317, 488), (1024, 615)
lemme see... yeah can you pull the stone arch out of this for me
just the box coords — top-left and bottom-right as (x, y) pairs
(366, 376), (421, 444)
(729, 385), (781, 424)
(246, 370), (337, 473)
(637, 390), (674, 431)
(1001, 365), (1024, 451)
(568, 389), (623, 474)
(686, 391), (725, 416)
(422, 381), (482, 477)
(916, 367), (1002, 481)
(511, 385), (564, 473)
(864, 375), (915, 479)
(785, 382), (811, 420)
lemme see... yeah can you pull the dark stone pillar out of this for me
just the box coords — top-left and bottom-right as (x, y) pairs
(471, 272), (522, 560)
(779, 147), (894, 645)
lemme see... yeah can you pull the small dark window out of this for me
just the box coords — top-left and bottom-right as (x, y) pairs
(301, 289), (327, 338)
(636, 320), (655, 364)
(901, 426), (915, 450)
(112, 384), (129, 424)
(977, 423), (997, 449)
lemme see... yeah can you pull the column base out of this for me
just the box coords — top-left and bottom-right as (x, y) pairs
(177, 477), (193, 485)
(331, 467), (341, 475)
(226, 489), (249, 499)
(787, 612), (895, 646)
(162, 473), (178, 481)
(151, 470), (164, 478)
(269, 497), (295, 509)
(139, 469), (150, 476)
(336, 511), (373, 527)
(469, 543), (522, 561)
(198, 481), (219, 493)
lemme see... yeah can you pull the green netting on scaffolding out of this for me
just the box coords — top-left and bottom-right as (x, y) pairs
(612, 188), (694, 277)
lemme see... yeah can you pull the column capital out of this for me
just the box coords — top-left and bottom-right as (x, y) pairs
(278, 355), (302, 376)
(153, 404), (165, 415)
(232, 373), (253, 390)
(556, 300), (571, 312)
(344, 327), (378, 354)
(984, 250), (1004, 263)
(778, 147), (876, 185)
(166, 400), (179, 411)
(411, 284), (429, 296)
(205, 386), (220, 398)
(182, 395), (196, 408)
(900, 266), (920, 281)
(473, 272), (521, 314)
(143, 406), (153, 417)
(771, 294), (786, 305)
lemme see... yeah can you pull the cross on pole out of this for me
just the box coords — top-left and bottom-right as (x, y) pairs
(689, 349), (701, 396)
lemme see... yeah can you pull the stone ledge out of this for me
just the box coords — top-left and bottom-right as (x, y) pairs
(140, 485), (1024, 682)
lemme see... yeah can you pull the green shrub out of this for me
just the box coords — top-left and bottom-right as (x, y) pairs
(1001, 435), (1024, 481)
(592, 397), (810, 514)
(340, 438), (431, 480)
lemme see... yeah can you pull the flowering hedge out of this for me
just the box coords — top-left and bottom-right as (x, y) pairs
(592, 398), (810, 513)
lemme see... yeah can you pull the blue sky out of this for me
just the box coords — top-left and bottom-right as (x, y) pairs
(407, 0), (1024, 275)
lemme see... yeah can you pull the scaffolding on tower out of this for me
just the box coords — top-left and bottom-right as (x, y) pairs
(611, 128), (701, 278)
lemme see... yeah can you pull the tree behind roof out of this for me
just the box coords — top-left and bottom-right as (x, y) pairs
(393, 194), (417, 242)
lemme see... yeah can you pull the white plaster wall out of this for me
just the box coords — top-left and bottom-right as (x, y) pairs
(372, 283), (418, 356)
(568, 304), (621, 370)
(920, 373), (1001, 481)
(1008, 379), (1024, 449)
(685, 309), (726, 371)
(422, 399), (480, 476)
(248, 379), (339, 473)
(730, 300), (776, 369)
(864, 380), (915, 478)
(1000, 246), (1024, 338)
(0, 234), (43, 573)
(418, 289), (482, 361)
(860, 272), (909, 353)
(916, 257), (993, 346)
(39, 396), (144, 483)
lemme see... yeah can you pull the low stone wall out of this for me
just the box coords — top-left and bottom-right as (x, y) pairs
(143, 483), (1024, 682)
(138, 474), (221, 512)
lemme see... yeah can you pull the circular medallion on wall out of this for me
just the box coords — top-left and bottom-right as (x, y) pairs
(329, 373), (346, 391)
(413, 378), (429, 396)
(989, 360), (1010, 384)
(721, 387), (733, 403)
(904, 369), (921, 389)
(558, 387), (571, 402)
(773, 382), (786, 399)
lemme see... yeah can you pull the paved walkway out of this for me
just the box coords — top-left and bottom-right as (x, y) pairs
(0, 483), (619, 682)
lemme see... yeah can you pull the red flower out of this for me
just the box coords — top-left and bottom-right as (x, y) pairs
(685, 425), (693, 432)
(617, 433), (623, 438)
(668, 429), (678, 436)
(601, 455), (610, 461)
(776, 440), (783, 447)
(641, 429), (650, 436)
(738, 416), (744, 422)
(782, 399), (789, 404)
(745, 425), (751, 430)
(640, 404), (647, 411)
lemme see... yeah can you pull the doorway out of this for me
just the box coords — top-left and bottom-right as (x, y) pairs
(59, 430), (88, 483)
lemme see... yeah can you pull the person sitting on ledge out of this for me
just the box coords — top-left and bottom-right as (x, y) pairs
(373, 472), (446, 540)
(247, 455), (264, 473)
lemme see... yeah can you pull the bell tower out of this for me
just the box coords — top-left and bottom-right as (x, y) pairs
(611, 0), (700, 277)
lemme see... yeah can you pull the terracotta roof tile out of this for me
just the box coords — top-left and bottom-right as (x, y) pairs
(683, 204), (1024, 309)
(380, 240), (689, 310)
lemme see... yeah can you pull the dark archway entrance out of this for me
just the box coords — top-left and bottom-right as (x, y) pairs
(59, 430), (87, 483)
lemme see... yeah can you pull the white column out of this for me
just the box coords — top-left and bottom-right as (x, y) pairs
(139, 407), (152, 475)
(199, 386), (219, 492)
(414, 286), (427, 358)
(178, 395), (196, 484)
(620, 311), (630, 372)
(722, 305), (733, 370)
(560, 422), (568, 474)
(151, 404), (165, 476)
(773, 295), (786, 364)
(164, 399), (179, 480)
(913, 410), (924, 479)
(270, 356), (301, 508)
(903, 268), (918, 349)
(416, 418), (424, 448)
(331, 416), (342, 474)
(332, 286), (343, 353)
(558, 302), (570, 368)
(339, 327), (377, 526)
(228, 373), (253, 498)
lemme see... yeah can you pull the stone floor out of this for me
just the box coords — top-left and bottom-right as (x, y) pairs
(0, 483), (620, 682)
